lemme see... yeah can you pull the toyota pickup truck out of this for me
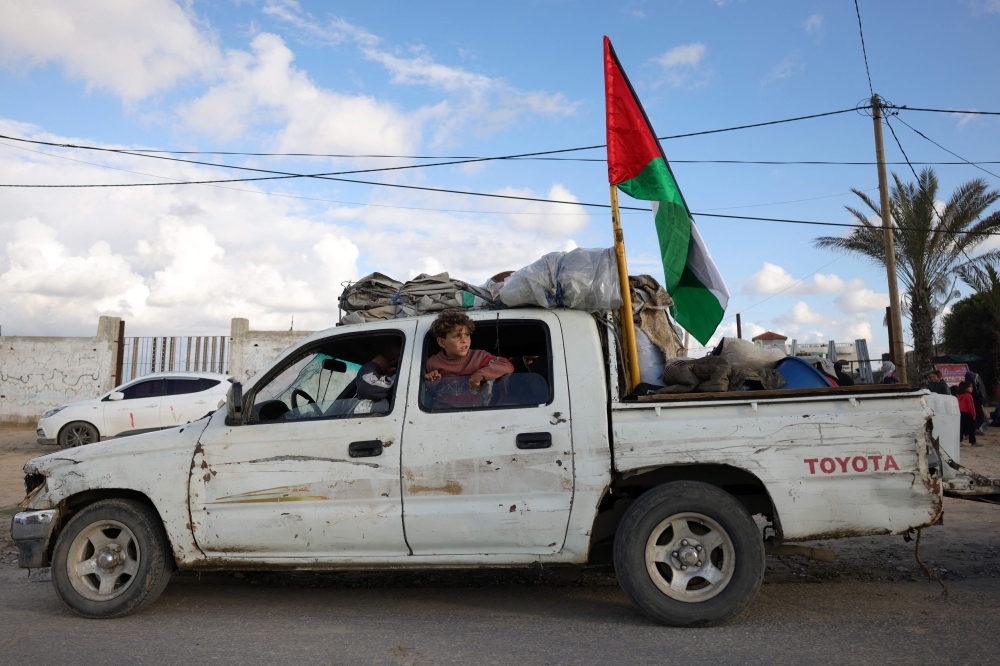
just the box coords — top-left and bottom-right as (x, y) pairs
(12, 308), (971, 625)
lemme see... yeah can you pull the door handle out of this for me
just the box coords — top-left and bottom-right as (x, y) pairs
(516, 432), (552, 449)
(348, 440), (383, 458)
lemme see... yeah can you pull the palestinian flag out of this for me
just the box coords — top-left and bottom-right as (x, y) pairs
(604, 36), (730, 345)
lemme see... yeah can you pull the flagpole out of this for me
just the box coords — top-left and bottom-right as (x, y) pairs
(610, 184), (641, 393)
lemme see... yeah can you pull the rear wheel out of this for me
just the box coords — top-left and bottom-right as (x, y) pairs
(59, 421), (99, 448)
(51, 500), (173, 618)
(614, 481), (765, 627)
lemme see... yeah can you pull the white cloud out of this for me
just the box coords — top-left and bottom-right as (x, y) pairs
(0, 120), (588, 335)
(761, 53), (804, 87)
(834, 287), (889, 313)
(649, 43), (709, 89)
(772, 301), (875, 344)
(952, 110), (980, 128)
(804, 14), (823, 34)
(262, 3), (579, 143)
(179, 33), (428, 154)
(742, 262), (846, 296)
(0, 0), (220, 101)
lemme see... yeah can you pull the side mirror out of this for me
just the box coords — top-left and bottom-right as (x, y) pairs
(323, 359), (348, 373)
(109, 392), (124, 401)
(225, 382), (244, 426)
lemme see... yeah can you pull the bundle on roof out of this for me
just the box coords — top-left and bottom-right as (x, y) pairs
(497, 247), (623, 312)
(339, 272), (493, 324)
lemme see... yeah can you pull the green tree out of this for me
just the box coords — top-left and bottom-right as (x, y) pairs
(940, 292), (997, 355)
(954, 251), (1000, 352)
(814, 168), (1000, 384)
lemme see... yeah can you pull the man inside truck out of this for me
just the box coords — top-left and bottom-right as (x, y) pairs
(355, 340), (402, 401)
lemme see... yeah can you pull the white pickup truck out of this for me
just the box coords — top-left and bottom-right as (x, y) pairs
(12, 308), (971, 625)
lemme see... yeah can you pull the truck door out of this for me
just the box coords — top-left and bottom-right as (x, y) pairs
(400, 312), (574, 555)
(189, 321), (415, 559)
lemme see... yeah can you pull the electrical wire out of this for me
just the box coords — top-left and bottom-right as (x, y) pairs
(854, 0), (876, 96)
(3, 140), (1000, 234)
(0, 140), (878, 217)
(892, 116), (1000, 180)
(0, 107), (860, 169)
(892, 107), (1000, 117)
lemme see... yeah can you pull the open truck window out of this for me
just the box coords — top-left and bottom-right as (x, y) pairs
(418, 319), (553, 412)
(250, 331), (404, 423)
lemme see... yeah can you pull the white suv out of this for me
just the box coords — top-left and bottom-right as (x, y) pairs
(36, 372), (232, 448)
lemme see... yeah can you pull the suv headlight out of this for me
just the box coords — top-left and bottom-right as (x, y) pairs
(42, 405), (67, 419)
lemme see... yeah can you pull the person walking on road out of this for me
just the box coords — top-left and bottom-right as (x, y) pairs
(958, 381), (981, 446)
(965, 371), (987, 434)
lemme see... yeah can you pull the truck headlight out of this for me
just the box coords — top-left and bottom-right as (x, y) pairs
(42, 406), (67, 419)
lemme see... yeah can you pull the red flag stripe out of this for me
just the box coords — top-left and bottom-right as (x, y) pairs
(604, 36), (665, 185)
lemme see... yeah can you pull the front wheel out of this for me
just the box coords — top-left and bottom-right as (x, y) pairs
(613, 481), (765, 627)
(59, 421), (99, 448)
(51, 499), (173, 618)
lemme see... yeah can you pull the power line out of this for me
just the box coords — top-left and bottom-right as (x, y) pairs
(0, 139), (877, 217)
(854, 0), (875, 96)
(892, 115), (1000, 180)
(0, 107), (860, 168)
(892, 107), (1000, 117)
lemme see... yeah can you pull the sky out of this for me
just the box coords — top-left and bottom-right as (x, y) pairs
(1, 0), (999, 354)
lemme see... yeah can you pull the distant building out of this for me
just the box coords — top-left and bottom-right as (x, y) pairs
(751, 331), (788, 350)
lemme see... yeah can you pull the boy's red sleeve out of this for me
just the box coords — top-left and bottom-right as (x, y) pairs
(470, 352), (515, 383)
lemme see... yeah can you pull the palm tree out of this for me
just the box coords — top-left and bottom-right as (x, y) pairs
(814, 168), (1000, 384)
(955, 250), (1000, 352)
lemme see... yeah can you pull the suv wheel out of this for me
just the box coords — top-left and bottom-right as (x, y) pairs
(59, 422), (99, 448)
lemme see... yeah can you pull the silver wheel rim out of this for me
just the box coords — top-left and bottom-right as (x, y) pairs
(67, 520), (141, 602)
(65, 425), (95, 447)
(645, 512), (735, 603)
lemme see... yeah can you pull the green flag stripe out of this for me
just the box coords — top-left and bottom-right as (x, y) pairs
(616, 157), (684, 205)
(617, 157), (691, 294)
(670, 265), (726, 346)
(651, 200), (691, 295)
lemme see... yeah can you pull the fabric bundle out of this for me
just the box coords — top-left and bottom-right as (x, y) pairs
(340, 272), (492, 324)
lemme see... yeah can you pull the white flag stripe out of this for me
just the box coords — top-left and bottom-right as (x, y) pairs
(685, 220), (731, 309)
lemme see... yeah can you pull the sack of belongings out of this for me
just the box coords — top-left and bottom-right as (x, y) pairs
(653, 335), (789, 394)
(498, 247), (623, 312)
(626, 274), (686, 386)
(340, 272), (493, 324)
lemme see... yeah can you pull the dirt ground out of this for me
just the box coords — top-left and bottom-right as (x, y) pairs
(1, 424), (998, 663)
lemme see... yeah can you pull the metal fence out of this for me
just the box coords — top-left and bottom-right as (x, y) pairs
(120, 336), (230, 384)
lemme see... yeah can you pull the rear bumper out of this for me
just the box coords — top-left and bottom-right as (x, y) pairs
(11, 509), (57, 568)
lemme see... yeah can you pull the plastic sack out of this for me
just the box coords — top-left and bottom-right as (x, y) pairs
(498, 247), (623, 312)
(636, 328), (666, 386)
(714, 337), (786, 365)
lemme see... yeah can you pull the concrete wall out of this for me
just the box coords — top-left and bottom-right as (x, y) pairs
(0, 316), (317, 425)
(0, 317), (122, 425)
(228, 318), (315, 384)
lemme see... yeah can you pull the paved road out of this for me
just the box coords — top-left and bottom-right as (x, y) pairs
(1, 564), (998, 665)
(2, 427), (999, 664)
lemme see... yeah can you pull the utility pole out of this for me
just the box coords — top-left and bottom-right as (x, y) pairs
(736, 313), (742, 339)
(871, 95), (908, 385)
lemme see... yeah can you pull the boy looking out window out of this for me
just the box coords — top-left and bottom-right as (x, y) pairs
(424, 311), (514, 391)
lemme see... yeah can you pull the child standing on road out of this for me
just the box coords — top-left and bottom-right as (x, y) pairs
(424, 310), (513, 391)
(957, 381), (981, 446)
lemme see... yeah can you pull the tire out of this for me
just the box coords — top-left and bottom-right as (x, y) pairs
(613, 481), (764, 627)
(51, 499), (173, 619)
(59, 421), (99, 448)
